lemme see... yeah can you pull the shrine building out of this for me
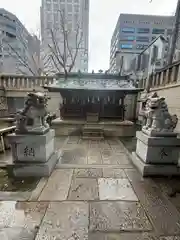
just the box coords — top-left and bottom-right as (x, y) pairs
(44, 72), (143, 138)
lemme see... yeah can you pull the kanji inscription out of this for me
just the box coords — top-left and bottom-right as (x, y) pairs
(160, 148), (168, 160)
(24, 146), (35, 157)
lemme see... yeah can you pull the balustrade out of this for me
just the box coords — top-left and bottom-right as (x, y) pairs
(0, 75), (55, 90)
(148, 61), (180, 89)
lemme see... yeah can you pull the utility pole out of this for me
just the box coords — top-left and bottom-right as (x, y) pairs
(168, 0), (180, 65)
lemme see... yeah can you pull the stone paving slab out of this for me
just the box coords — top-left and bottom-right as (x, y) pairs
(61, 150), (75, 164)
(89, 201), (152, 232)
(88, 232), (159, 240)
(56, 164), (134, 169)
(160, 237), (180, 240)
(103, 168), (127, 178)
(0, 201), (48, 230)
(68, 177), (99, 200)
(54, 136), (67, 149)
(98, 178), (138, 201)
(107, 139), (121, 146)
(38, 169), (73, 201)
(102, 154), (131, 165)
(35, 202), (89, 240)
(125, 169), (180, 235)
(101, 149), (113, 158)
(74, 168), (103, 178)
(88, 149), (101, 157)
(0, 192), (31, 201)
(74, 156), (88, 164)
(0, 227), (38, 240)
(90, 140), (102, 148)
(88, 155), (102, 164)
(29, 178), (48, 201)
(66, 136), (80, 144)
(152, 178), (180, 213)
(111, 147), (125, 154)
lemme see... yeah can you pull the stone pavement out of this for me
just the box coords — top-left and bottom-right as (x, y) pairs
(1, 136), (180, 239)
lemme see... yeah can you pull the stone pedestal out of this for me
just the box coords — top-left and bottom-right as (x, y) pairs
(7, 129), (60, 177)
(132, 131), (180, 177)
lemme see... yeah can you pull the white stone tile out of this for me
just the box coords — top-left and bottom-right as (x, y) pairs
(98, 178), (138, 201)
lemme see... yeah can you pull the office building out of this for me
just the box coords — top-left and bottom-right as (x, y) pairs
(110, 13), (174, 73)
(40, 0), (89, 73)
(0, 8), (40, 75)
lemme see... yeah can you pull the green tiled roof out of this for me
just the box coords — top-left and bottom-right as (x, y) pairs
(45, 78), (138, 91)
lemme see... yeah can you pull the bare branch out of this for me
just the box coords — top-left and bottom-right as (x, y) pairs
(6, 42), (36, 76)
(44, 8), (84, 75)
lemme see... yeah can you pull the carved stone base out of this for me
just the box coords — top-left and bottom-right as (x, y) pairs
(8, 150), (60, 177)
(8, 130), (55, 163)
(7, 129), (59, 177)
(142, 128), (177, 137)
(132, 152), (180, 177)
(15, 126), (49, 135)
(136, 131), (180, 165)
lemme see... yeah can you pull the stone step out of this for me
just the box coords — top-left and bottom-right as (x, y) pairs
(83, 126), (103, 130)
(82, 136), (104, 140)
(83, 130), (103, 134)
(82, 127), (104, 140)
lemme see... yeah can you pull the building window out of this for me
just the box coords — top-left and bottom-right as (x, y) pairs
(137, 28), (150, 34)
(54, 13), (58, 22)
(46, 3), (51, 11)
(136, 44), (148, 50)
(74, 5), (79, 13)
(67, 4), (72, 12)
(53, 3), (58, 9)
(120, 36), (135, 41)
(124, 20), (135, 24)
(120, 44), (133, 49)
(152, 28), (165, 34)
(136, 36), (149, 42)
(139, 21), (149, 24)
(60, 4), (65, 10)
(6, 32), (16, 38)
(5, 24), (16, 31)
(121, 27), (135, 33)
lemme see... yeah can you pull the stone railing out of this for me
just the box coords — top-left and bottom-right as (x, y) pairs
(136, 60), (180, 90)
(0, 75), (55, 90)
(149, 60), (180, 89)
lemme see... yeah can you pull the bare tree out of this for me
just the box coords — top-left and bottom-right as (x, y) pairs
(45, 9), (84, 76)
(0, 32), (47, 76)
(0, 25), (56, 76)
(0, 9), (84, 76)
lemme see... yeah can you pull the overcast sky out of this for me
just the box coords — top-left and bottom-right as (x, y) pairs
(0, 0), (178, 71)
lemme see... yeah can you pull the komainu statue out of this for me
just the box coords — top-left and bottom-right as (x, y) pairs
(142, 92), (178, 134)
(16, 91), (51, 134)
